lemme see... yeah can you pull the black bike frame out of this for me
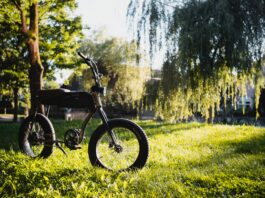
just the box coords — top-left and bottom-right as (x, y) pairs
(31, 52), (118, 147)
(77, 52), (118, 145)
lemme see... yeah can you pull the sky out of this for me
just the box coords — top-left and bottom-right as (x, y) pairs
(56, 0), (132, 84)
(77, 0), (131, 39)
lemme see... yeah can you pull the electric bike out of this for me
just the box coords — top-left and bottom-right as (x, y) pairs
(18, 52), (149, 171)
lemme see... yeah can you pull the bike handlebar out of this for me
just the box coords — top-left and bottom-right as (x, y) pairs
(77, 51), (101, 87)
(78, 51), (90, 61)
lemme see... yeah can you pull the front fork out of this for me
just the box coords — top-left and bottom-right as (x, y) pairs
(91, 92), (119, 147)
(79, 107), (119, 147)
(98, 107), (119, 147)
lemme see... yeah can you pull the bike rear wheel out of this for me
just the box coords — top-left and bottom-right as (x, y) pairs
(19, 113), (55, 158)
(89, 118), (149, 171)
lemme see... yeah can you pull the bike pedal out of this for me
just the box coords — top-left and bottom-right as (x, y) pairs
(71, 144), (82, 150)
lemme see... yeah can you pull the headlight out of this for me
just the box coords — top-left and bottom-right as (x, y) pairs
(91, 86), (107, 96)
(102, 87), (107, 96)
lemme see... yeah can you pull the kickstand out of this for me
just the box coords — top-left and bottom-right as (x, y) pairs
(55, 142), (67, 156)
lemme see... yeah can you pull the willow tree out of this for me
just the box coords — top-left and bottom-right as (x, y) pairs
(0, 0), (82, 114)
(128, 0), (265, 121)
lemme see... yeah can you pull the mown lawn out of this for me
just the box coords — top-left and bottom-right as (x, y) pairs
(0, 119), (265, 197)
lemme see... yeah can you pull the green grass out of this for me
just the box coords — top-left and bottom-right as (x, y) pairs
(0, 119), (265, 197)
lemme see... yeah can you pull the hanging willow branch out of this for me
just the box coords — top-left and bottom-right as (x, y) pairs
(128, 0), (265, 121)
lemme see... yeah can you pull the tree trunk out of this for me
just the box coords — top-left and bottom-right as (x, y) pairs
(13, 1), (44, 114)
(27, 2), (44, 114)
(13, 85), (18, 122)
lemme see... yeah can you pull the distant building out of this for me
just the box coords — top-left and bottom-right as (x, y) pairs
(234, 59), (265, 115)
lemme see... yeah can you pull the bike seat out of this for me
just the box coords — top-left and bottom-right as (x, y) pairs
(38, 89), (70, 105)
(38, 89), (96, 110)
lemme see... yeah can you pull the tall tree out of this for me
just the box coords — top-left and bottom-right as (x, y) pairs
(10, 0), (43, 113)
(128, 0), (265, 121)
(0, 0), (82, 114)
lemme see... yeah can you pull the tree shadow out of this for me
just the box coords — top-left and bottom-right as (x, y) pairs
(151, 127), (265, 173)
(181, 131), (265, 170)
(0, 119), (100, 151)
(0, 122), (20, 151)
(230, 133), (265, 154)
(140, 121), (207, 137)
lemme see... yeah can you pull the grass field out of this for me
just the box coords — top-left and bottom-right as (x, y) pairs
(0, 119), (265, 197)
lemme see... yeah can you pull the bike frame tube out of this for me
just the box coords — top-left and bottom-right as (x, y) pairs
(79, 110), (96, 144)
(78, 107), (118, 145)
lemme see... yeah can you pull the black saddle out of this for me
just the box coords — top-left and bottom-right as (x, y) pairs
(38, 89), (95, 110)
(38, 89), (70, 105)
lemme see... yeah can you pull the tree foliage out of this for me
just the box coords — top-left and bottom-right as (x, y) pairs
(0, 7), (29, 120)
(0, 0), (82, 114)
(0, 11), (28, 92)
(128, 0), (265, 121)
(38, 0), (83, 77)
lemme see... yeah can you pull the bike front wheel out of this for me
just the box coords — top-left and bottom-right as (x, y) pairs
(89, 118), (149, 171)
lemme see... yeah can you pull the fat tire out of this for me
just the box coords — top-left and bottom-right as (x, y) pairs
(89, 118), (149, 171)
(19, 113), (55, 158)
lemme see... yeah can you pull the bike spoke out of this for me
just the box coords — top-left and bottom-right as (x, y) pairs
(96, 128), (140, 170)
(27, 122), (46, 156)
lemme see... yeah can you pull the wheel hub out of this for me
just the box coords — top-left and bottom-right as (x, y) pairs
(29, 132), (42, 145)
(114, 144), (123, 153)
